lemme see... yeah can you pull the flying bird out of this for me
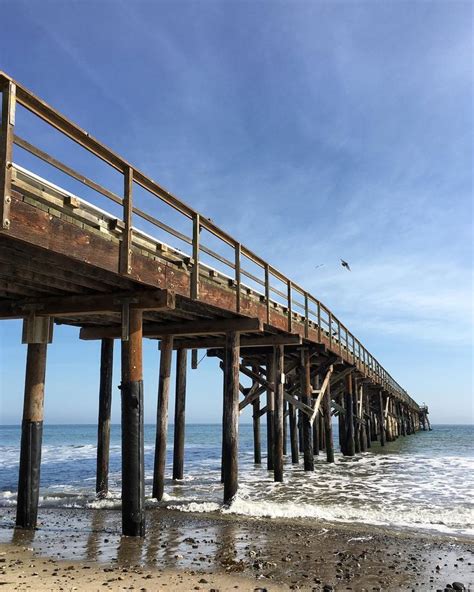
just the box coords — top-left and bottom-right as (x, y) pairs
(340, 258), (351, 271)
(315, 264), (325, 270)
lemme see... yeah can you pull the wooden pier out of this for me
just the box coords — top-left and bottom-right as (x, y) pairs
(0, 72), (430, 536)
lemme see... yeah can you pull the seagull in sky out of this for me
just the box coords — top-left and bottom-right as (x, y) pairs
(315, 263), (324, 269)
(340, 258), (351, 271)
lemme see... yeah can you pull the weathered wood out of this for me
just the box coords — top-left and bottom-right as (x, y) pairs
(96, 338), (114, 498)
(173, 348), (187, 480)
(222, 331), (239, 504)
(266, 353), (275, 471)
(152, 336), (173, 500)
(311, 375), (320, 456)
(283, 399), (288, 457)
(121, 308), (145, 536)
(119, 166), (133, 276)
(0, 81), (15, 230)
(82, 316), (263, 341)
(379, 390), (386, 446)
(301, 349), (314, 471)
(16, 342), (47, 529)
(323, 381), (335, 463)
(273, 345), (284, 482)
(288, 400), (299, 464)
(344, 373), (355, 456)
(1, 289), (175, 319)
(252, 397), (261, 464)
(353, 379), (361, 454)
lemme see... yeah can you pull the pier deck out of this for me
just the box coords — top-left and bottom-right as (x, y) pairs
(0, 71), (429, 536)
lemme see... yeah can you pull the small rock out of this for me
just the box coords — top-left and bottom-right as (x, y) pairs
(452, 584), (465, 591)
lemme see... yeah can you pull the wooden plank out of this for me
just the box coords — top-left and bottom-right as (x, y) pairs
(119, 166), (133, 276)
(0, 81), (15, 230)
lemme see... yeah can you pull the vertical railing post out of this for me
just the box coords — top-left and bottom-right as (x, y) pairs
(328, 311), (333, 349)
(287, 280), (292, 332)
(337, 321), (342, 354)
(264, 264), (270, 325)
(0, 81), (15, 231)
(191, 213), (200, 299)
(235, 242), (241, 312)
(304, 293), (309, 339)
(317, 301), (321, 342)
(119, 166), (133, 276)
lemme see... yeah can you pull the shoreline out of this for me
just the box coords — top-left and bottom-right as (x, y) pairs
(1, 506), (473, 590)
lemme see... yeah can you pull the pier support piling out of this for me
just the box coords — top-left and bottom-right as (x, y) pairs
(96, 338), (114, 498)
(379, 390), (386, 446)
(152, 335), (173, 500)
(301, 349), (314, 471)
(222, 331), (240, 504)
(121, 308), (145, 537)
(344, 373), (355, 456)
(323, 381), (334, 463)
(273, 346), (284, 482)
(251, 372), (262, 464)
(173, 348), (187, 481)
(289, 400), (299, 463)
(266, 353), (275, 471)
(16, 342), (48, 529)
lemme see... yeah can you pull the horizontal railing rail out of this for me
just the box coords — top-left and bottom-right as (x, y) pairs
(0, 71), (418, 410)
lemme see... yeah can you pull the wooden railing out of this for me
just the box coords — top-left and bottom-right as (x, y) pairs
(0, 71), (418, 410)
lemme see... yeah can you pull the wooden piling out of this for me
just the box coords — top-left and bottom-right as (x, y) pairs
(288, 401), (299, 463)
(121, 308), (145, 537)
(173, 348), (187, 480)
(319, 412), (326, 452)
(96, 338), (114, 498)
(16, 343), (47, 529)
(338, 393), (346, 454)
(283, 399), (288, 457)
(266, 353), (275, 471)
(313, 413), (320, 455)
(301, 349), (314, 471)
(273, 346), (284, 482)
(252, 392), (262, 464)
(312, 375), (320, 456)
(152, 335), (173, 500)
(344, 373), (355, 456)
(323, 381), (335, 463)
(353, 379), (361, 454)
(222, 331), (240, 504)
(379, 390), (386, 446)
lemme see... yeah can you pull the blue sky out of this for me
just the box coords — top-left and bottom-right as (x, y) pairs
(0, 0), (472, 425)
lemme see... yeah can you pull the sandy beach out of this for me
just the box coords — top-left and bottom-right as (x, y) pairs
(0, 507), (472, 591)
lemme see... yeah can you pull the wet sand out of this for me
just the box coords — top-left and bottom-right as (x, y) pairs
(0, 506), (472, 591)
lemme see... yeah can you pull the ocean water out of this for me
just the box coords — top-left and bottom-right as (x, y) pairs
(0, 423), (472, 537)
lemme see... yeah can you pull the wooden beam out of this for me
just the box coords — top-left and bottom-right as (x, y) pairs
(82, 316), (263, 340)
(1, 289), (175, 319)
(310, 365), (334, 424)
